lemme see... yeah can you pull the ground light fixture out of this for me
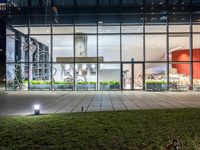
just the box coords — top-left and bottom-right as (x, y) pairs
(33, 104), (40, 115)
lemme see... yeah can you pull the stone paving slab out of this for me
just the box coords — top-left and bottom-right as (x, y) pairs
(0, 91), (200, 116)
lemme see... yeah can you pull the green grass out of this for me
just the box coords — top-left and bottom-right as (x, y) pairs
(0, 108), (200, 149)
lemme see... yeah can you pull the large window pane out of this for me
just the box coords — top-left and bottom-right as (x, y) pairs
(6, 33), (28, 63)
(29, 63), (51, 90)
(6, 63), (28, 90)
(122, 35), (143, 61)
(75, 35), (97, 62)
(98, 26), (120, 33)
(193, 12), (200, 32)
(75, 63), (97, 90)
(99, 63), (120, 90)
(29, 35), (51, 62)
(121, 25), (143, 33)
(98, 35), (120, 62)
(7, 15), (28, 34)
(53, 35), (73, 62)
(53, 63), (74, 90)
(169, 34), (190, 61)
(193, 62), (200, 91)
(193, 34), (200, 61)
(169, 62), (190, 91)
(145, 34), (166, 61)
(53, 26), (74, 34)
(145, 63), (167, 91)
(75, 26), (97, 34)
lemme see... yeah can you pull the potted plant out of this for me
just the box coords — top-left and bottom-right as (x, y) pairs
(146, 81), (167, 91)
(110, 81), (120, 90)
(30, 80), (51, 90)
(100, 81), (110, 90)
(54, 81), (74, 90)
(76, 81), (88, 90)
(88, 82), (96, 90)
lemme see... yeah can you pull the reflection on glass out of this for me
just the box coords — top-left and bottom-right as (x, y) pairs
(169, 62), (190, 91)
(29, 63), (51, 90)
(53, 64), (74, 90)
(75, 63), (97, 90)
(145, 34), (166, 61)
(169, 34), (189, 61)
(122, 35), (143, 61)
(122, 63), (132, 90)
(6, 63), (28, 90)
(29, 35), (51, 62)
(145, 63), (167, 91)
(98, 35), (120, 61)
(75, 35), (97, 62)
(53, 35), (73, 62)
(99, 63), (120, 90)
(193, 62), (200, 91)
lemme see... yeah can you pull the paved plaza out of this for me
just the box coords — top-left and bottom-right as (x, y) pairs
(0, 90), (200, 116)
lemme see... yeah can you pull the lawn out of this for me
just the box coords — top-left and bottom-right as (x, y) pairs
(0, 108), (200, 149)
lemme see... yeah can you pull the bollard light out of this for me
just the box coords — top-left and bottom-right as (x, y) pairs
(34, 104), (40, 115)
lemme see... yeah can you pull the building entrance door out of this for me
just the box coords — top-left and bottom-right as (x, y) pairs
(122, 63), (144, 90)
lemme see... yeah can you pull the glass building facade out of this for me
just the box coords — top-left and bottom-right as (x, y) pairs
(6, 0), (200, 91)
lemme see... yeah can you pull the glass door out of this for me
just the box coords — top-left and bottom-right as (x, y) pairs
(122, 63), (133, 90)
(133, 63), (144, 90)
(122, 63), (144, 90)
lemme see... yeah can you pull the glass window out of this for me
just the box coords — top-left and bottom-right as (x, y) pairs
(6, 63), (28, 90)
(98, 26), (120, 33)
(30, 27), (51, 34)
(121, 25), (143, 33)
(145, 63), (167, 91)
(169, 25), (189, 33)
(121, 14), (144, 25)
(99, 0), (120, 6)
(98, 35), (120, 62)
(193, 12), (200, 33)
(145, 14), (167, 33)
(145, 0), (165, 5)
(145, 34), (167, 61)
(29, 35), (51, 62)
(30, 15), (50, 34)
(169, 34), (190, 61)
(75, 15), (97, 25)
(75, 63), (97, 90)
(75, 26), (97, 34)
(6, 33), (28, 63)
(53, 15), (74, 25)
(53, 63), (74, 90)
(122, 35), (143, 61)
(168, 0), (190, 5)
(75, 35), (97, 62)
(99, 63), (120, 90)
(169, 62), (190, 91)
(76, 0), (97, 6)
(29, 63), (51, 90)
(193, 62), (200, 91)
(53, 35), (73, 62)
(98, 15), (120, 25)
(145, 25), (166, 33)
(193, 34), (200, 61)
(53, 26), (74, 34)
(7, 15), (28, 34)
(53, 0), (74, 7)
(168, 13), (190, 33)
(122, 0), (143, 6)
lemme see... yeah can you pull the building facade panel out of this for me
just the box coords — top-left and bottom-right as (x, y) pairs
(5, 0), (200, 91)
